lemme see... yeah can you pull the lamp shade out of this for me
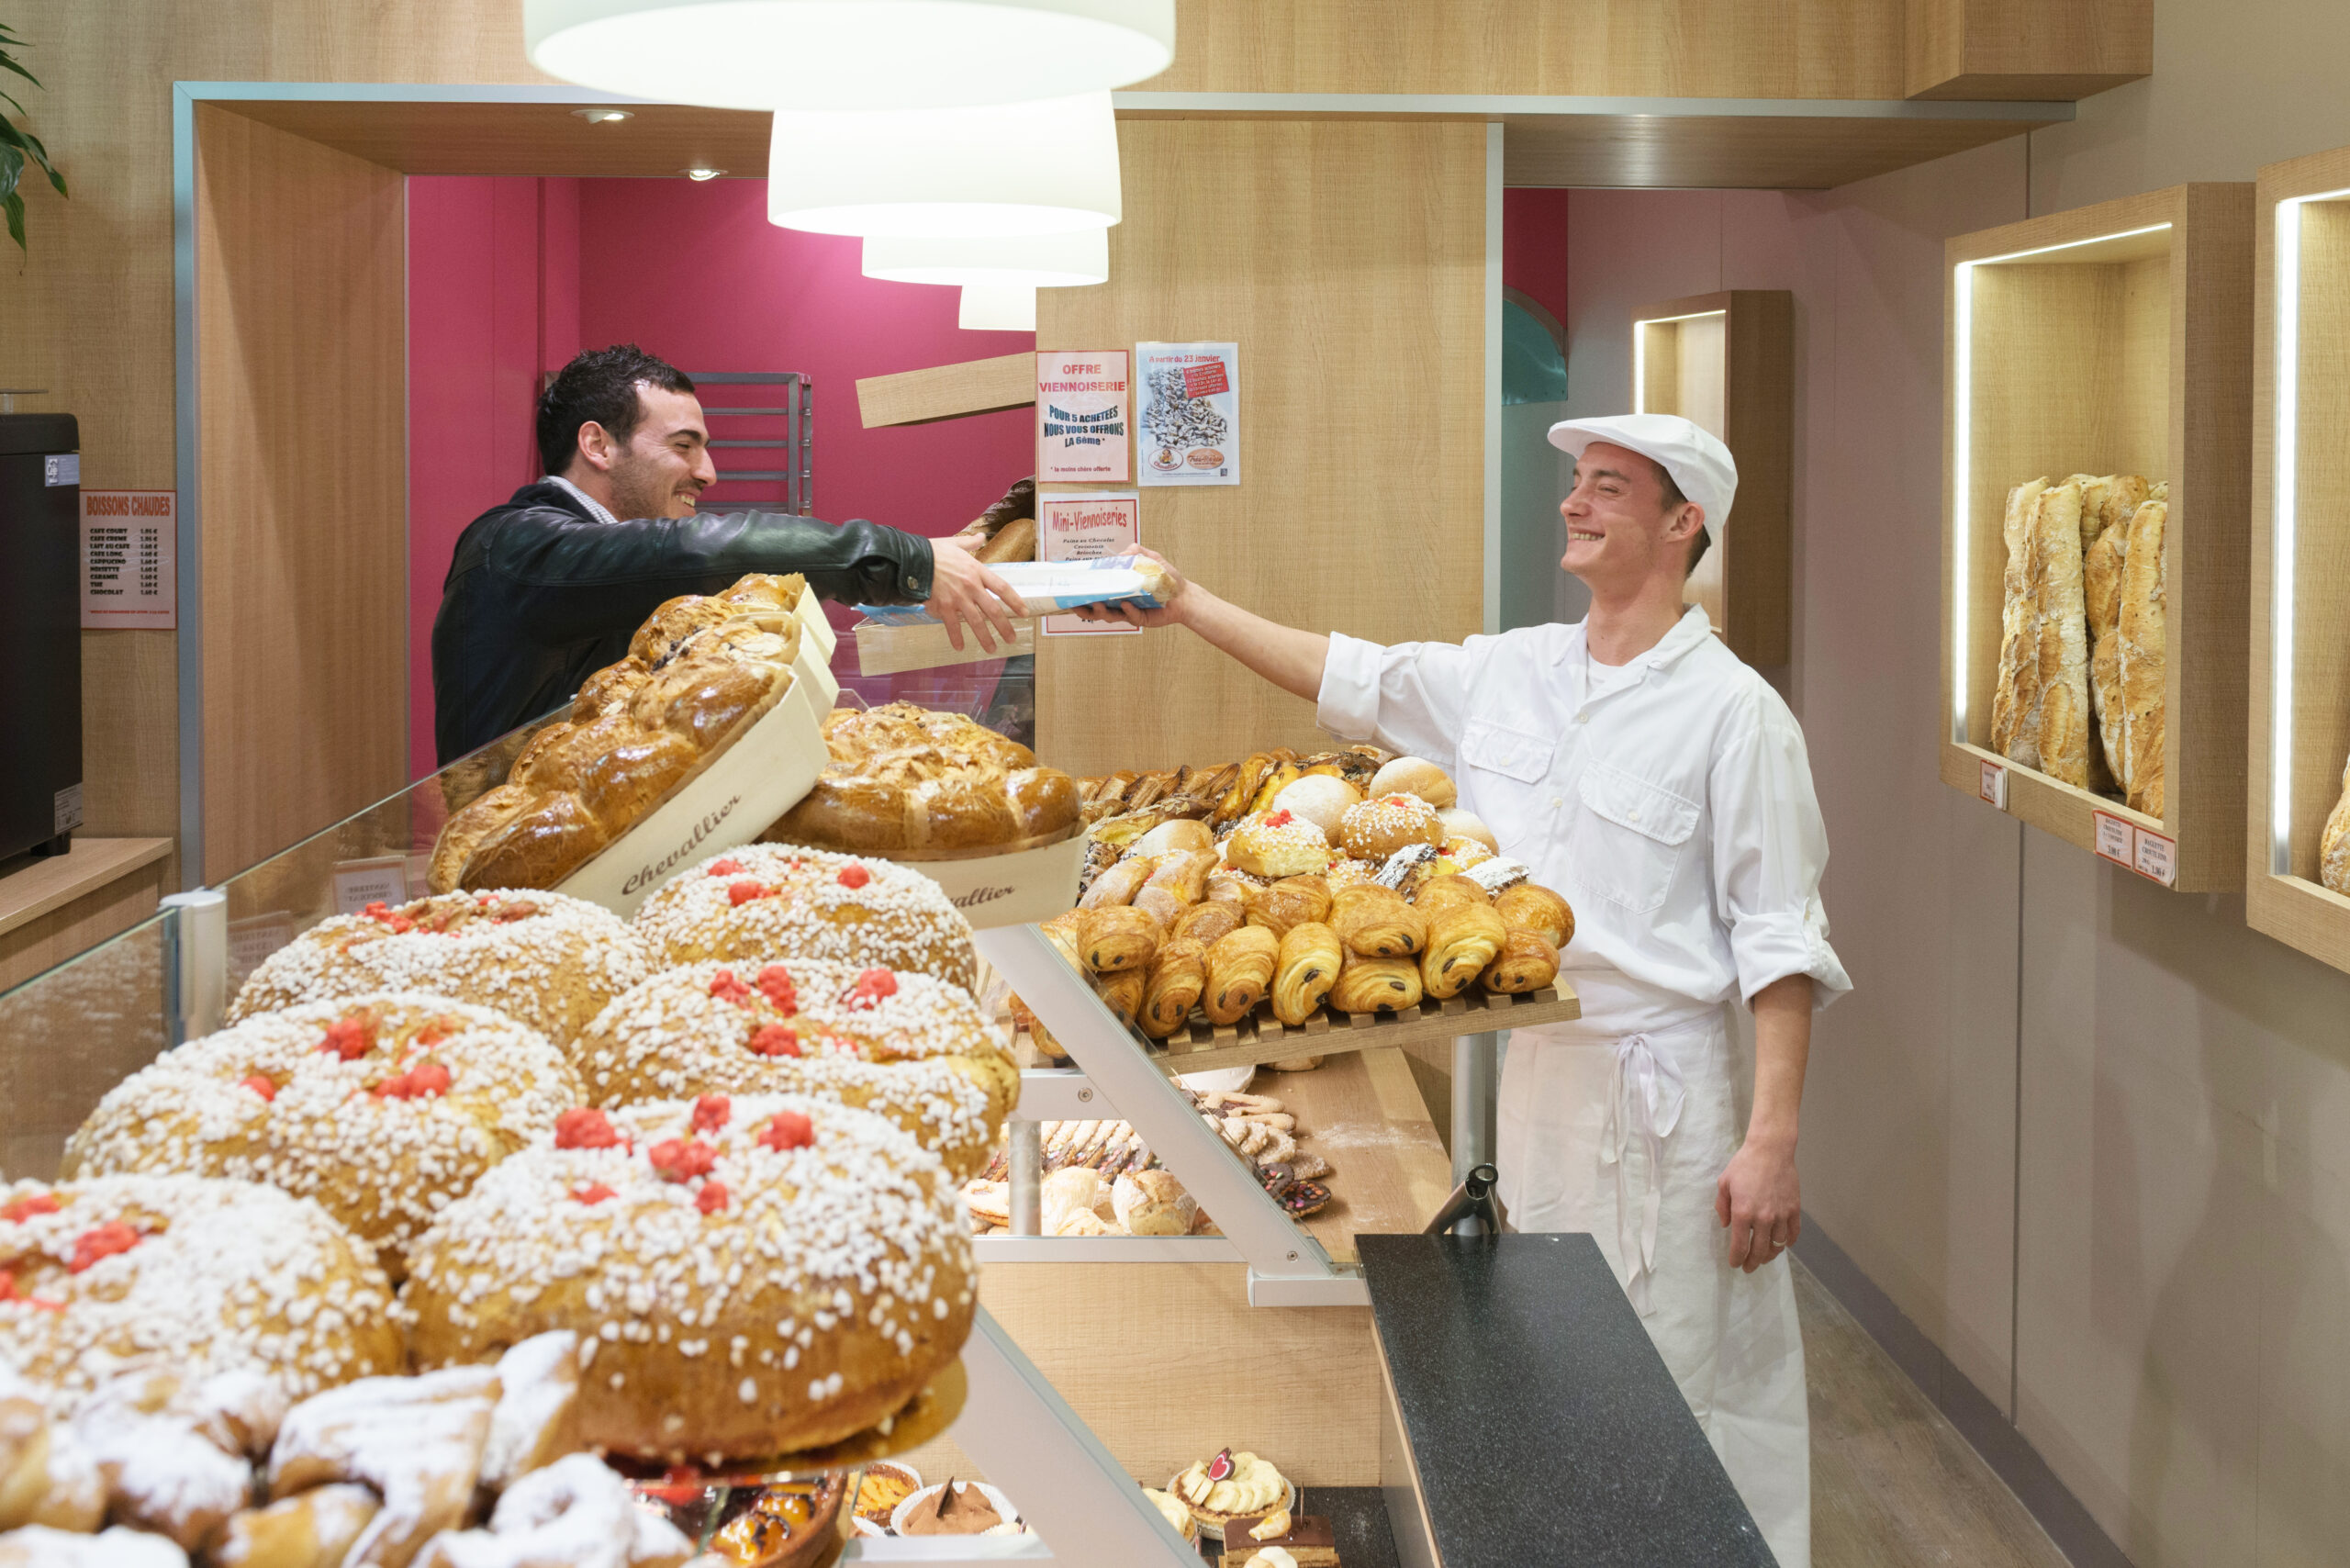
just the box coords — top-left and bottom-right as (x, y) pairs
(865, 229), (1109, 287)
(959, 286), (1038, 331)
(769, 93), (1119, 237)
(526, 0), (1174, 111)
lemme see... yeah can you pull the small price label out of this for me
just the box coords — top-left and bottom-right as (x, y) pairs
(2134, 827), (2178, 886)
(2093, 811), (2136, 868)
(1979, 760), (2008, 809)
(330, 856), (412, 914)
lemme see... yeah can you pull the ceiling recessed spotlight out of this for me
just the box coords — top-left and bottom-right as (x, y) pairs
(570, 107), (634, 125)
(684, 166), (724, 181)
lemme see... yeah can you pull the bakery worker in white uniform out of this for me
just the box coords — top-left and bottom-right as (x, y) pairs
(1075, 412), (1850, 1566)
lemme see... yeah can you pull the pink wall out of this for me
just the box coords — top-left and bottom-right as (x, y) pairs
(1503, 187), (1570, 327)
(408, 174), (1035, 774)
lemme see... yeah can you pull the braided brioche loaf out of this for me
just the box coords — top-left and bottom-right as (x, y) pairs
(766, 701), (1080, 856)
(430, 575), (810, 894)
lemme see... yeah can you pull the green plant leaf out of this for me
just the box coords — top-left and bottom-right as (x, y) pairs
(5, 190), (26, 253)
(0, 145), (19, 206)
(0, 50), (39, 92)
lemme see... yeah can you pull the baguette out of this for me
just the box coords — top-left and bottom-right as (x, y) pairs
(2085, 517), (2131, 797)
(2033, 481), (2091, 787)
(2118, 498), (2167, 817)
(2322, 750), (2350, 896)
(1990, 478), (2048, 767)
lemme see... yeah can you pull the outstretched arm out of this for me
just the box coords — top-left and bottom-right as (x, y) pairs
(1071, 547), (1329, 700)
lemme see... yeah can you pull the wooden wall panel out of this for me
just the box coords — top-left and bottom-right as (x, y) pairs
(195, 106), (408, 883)
(1035, 119), (1486, 777)
(1904, 0), (2153, 100)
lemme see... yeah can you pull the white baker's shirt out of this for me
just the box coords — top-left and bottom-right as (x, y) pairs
(1316, 604), (1851, 1032)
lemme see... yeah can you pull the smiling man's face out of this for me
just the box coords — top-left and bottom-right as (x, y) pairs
(1559, 440), (1703, 591)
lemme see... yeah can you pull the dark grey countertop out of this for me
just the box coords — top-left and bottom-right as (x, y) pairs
(1360, 1231), (1774, 1568)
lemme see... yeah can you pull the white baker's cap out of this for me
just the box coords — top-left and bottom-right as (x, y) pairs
(1546, 413), (1737, 535)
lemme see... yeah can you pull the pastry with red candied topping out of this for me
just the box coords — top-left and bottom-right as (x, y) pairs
(403, 1095), (974, 1462)
(0, 1174), (403, 1415)
(62, 995), (583, 1276)
(570, 960), (1016, 1181)
(632, 846), (977, 993)
(226, 890), (648, 1048)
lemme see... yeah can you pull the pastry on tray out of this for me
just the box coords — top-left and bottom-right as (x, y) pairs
(1171, 1449), (1290, 1534)
(851, 1462), (921, 1530)
(632, 845), (979, 995)
(431, 574), (810, 894)
(228, 890), (650, 1049)
(1221, 1506), (1340, 1568)
(704, 1473), (846, 1567)
(766, 701), (1080, 854)
(403, 1094), (974, 1462)
(62, 994), (583, 1276)
(570, 958), (1017, 1181)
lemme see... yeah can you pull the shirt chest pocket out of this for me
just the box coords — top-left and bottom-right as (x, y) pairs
(1572, 763), (1701, 915)
(1460, 720), (1554, 783)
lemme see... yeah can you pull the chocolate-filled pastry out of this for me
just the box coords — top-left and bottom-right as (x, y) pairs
(1331, 949), (1423, 1014)
(1203, 926), (1279, 1026)
(1420, 902), (1507, 1000)
(1495, 883), (1574, 948)
(1080, 906), (1162, 972)
(1480, 928), (1560, 994)
(1140, 939), (1208, 1037)
(1270, 924), (1343, 1026)
(1171, 898), (1245, 947)
(1411, 873), (1490, 913)
(1328, 883), (1428, 958)
(1243, 875), (1332, 939)
(1095, 969), (1146, 1028)
(1079, 855), (1156, 910)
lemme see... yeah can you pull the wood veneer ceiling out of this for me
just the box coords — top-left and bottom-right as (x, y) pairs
(214, 97), (2048, 191)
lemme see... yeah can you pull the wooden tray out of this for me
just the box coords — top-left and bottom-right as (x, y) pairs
(1141, 984), (1581, 1076)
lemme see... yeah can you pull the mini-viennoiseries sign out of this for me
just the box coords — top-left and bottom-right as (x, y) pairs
(1035, 350), (1131, 483)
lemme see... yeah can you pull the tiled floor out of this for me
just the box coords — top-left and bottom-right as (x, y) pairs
(1799, 1260), (2072, 1568)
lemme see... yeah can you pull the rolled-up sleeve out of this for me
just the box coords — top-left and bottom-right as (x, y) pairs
(1709, 700), (1852, 1009)
(1315, 633), (1476, 771)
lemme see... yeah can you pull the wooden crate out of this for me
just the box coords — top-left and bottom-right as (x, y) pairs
(2248, 147), (2350, 970)
(1632, 290), (1795, 666)
(1937, 184), (2255, 891)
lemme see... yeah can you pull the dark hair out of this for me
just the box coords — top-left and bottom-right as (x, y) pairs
(535, 344), (695, 476)
(1658, 466), (1713, 577)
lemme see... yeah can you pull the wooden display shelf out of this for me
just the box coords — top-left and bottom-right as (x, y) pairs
(1938, 183), (2255, 891)
(2249, 146), (2350, 971)
(1143, 983), (1581, 1077)
(1632, 289), (1794, 666)
(1265, 1048), (1456, 1265)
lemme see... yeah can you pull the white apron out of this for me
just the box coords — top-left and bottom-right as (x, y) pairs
(1498, 1005), (1811, 1568)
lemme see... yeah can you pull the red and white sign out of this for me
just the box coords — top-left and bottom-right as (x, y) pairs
(1035, 351), (1132, 483)
(2093, 810), (2136, 868)
(80, 490), (175, 629)
(1978, 760), (2007, 809)
(2093, 809), (2179, 887)
(1037, 490), (1140, 636)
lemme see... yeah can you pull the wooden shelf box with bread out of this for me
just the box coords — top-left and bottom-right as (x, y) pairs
(1632, 289), (1796, 666)
(1938, 184), (2255, 890)
(2249, 145), (2350, 972)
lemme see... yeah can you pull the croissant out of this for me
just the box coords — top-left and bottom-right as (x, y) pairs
(1328, 884), (1428, 958)
(1420, 902), (1508, 999)
(1081, 906), (1163, 972)
(1080, 855), (1157, 910)
(1132, 884), (1188, 929)
(1271, 923), (1344, 1026)
(1203, 925), (1280, 1025)
(1244, 874), (1333, 938)
(1140, 938), (1209, 1037)
(1481, 928), (1560, 994)
(1496, 883), (1574, 948)
(1412, 872), (1489, 913)
(1095, 968), (1146, 1027)
(1331, 948), (1424, 1014)
(1146, 849), (1217, 903)
(1171, 899), (1245, 947)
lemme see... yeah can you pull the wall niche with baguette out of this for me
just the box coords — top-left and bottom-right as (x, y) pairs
(1632, 289), (1794, 667)
(1939, 184), (2254, 891)
(2249, 146), (2350, 970)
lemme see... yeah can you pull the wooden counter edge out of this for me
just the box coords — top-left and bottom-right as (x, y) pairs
(0, 839), (174, 941)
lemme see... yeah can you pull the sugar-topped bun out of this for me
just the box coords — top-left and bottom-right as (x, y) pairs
(229, 891), (648, 1048)
(404, 1095), (974, 1462)
(632, 846), (977, 994)
(1269, 775), (1361, 838)
(1436, 808), (1498, 852)
(62, 995), (583, 1275)
(0, 1174), (404, 1414)
(1339, 794), (1445, 862)
(571, 960), (1016, 1180)
(1223, 812), (1335, 880)
(1367, 756), (1457, 810)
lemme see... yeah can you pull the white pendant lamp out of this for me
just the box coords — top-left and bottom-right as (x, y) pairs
(959, 285), (1038, 331)
(769, 93), (1119, 237)
(527, 0), (1174, 112)
(863, 228), (1108, 287)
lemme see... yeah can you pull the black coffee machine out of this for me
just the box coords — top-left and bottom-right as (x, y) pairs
(0, 412), (84, 860)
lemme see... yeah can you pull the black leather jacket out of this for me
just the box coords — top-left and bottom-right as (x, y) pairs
(431, 480), (932, 764)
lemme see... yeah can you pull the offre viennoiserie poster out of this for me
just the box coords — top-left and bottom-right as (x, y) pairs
(1035, 350), (1131, 482)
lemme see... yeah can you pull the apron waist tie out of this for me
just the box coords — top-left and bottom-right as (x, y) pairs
(1598, 1032), (1687, 1316)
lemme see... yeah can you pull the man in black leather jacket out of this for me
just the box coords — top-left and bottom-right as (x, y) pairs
(431, 344), (1024, 764)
